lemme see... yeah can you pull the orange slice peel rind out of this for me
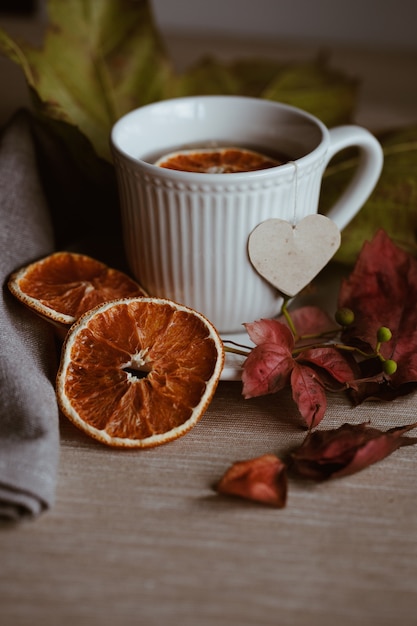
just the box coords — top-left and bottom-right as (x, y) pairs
(8, 251), (146, 329)
(56, 297), (225, 448)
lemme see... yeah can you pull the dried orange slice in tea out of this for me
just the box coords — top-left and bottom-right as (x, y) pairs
(56, 297), (225, 448)
(8, 251), (145, 329)
(155, 147), (283, 173)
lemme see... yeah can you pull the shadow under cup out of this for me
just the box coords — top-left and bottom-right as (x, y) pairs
(110, 96), (373, 333)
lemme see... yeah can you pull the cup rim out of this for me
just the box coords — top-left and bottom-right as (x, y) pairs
(110, 95), (328, 181)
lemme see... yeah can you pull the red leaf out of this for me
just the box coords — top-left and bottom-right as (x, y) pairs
(242, 319), (294, 398)
(244, 318), (294, 350)
(298, 347), (359, 385)
(290, 363), (327, 428)
(281, 306), (337, 341)
(338, 229), (417, 399)
(216, 454), (287, 507)
(291, 421), (417, 480)
(242, 344), (294, 398)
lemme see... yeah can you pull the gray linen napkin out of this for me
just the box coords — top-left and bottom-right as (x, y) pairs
(0, 111), (59, 521)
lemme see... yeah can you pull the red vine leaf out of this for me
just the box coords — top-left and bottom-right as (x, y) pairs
(216, 454), (287, 507)
(298, 347), (359, 386)
(242, 317), (358, 427)
(242, 319), (294, 398)
(281, 305), (337, 341)
(290, 363), (327, 428)
(244, 318), (294, 350)
(338, 229), (417, 401)
(291, 421), (417, 480)
(242, 344), (294, 398)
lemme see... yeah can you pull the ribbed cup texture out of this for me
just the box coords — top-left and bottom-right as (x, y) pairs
(114, 156), (325, 333)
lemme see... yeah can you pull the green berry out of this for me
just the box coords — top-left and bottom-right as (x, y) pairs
(377, 326), (392, 343)
(382, 359), (397, 375)
(335, 307), (355, 327)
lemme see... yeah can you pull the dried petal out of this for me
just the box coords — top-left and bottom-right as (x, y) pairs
(291, 421), (417, 480)
(216, 454), (287, 507)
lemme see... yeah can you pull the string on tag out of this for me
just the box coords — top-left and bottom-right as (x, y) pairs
(288, 161), (298, 227)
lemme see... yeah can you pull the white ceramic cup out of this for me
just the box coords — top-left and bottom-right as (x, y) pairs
(111, 96), (383, 333)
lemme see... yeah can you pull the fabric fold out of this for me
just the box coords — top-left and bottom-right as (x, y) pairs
(0, 110), (60, 521)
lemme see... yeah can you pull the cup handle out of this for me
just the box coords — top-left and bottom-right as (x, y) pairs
(323, 126), (383, 231)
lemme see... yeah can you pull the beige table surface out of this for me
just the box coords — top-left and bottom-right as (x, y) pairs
(1, 25), (417, 626)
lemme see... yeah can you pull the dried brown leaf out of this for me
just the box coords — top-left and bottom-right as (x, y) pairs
(216, 454), (287, 507)
(291, 421), (417, 480)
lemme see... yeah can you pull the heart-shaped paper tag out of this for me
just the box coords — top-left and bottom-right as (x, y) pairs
(248, 215), (341, 297)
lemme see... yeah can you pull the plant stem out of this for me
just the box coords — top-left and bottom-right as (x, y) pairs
(223, 343), (251, 357)
(281, 297), (298, 337)
(292, 341), (374, 358)
(298, 328), (340, 341)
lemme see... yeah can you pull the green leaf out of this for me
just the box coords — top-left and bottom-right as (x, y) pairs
(228, 58), (289, 97)
(0, 0), (358, 166)
(173, 56), (243, 96)
(0, 0), (173, 162)
(321, 125), (417, 264)
(174, 55), (358, 128)
(260, 60), (358, 127)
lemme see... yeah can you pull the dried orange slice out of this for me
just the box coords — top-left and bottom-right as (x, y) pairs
(8, 251), (145, 329)
(56, 297), (225, 448)
(155, 147), (283, 173)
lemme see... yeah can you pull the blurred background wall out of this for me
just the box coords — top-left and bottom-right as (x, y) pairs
(151, 0), (417, 51)
(1, 0), (416, 51)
